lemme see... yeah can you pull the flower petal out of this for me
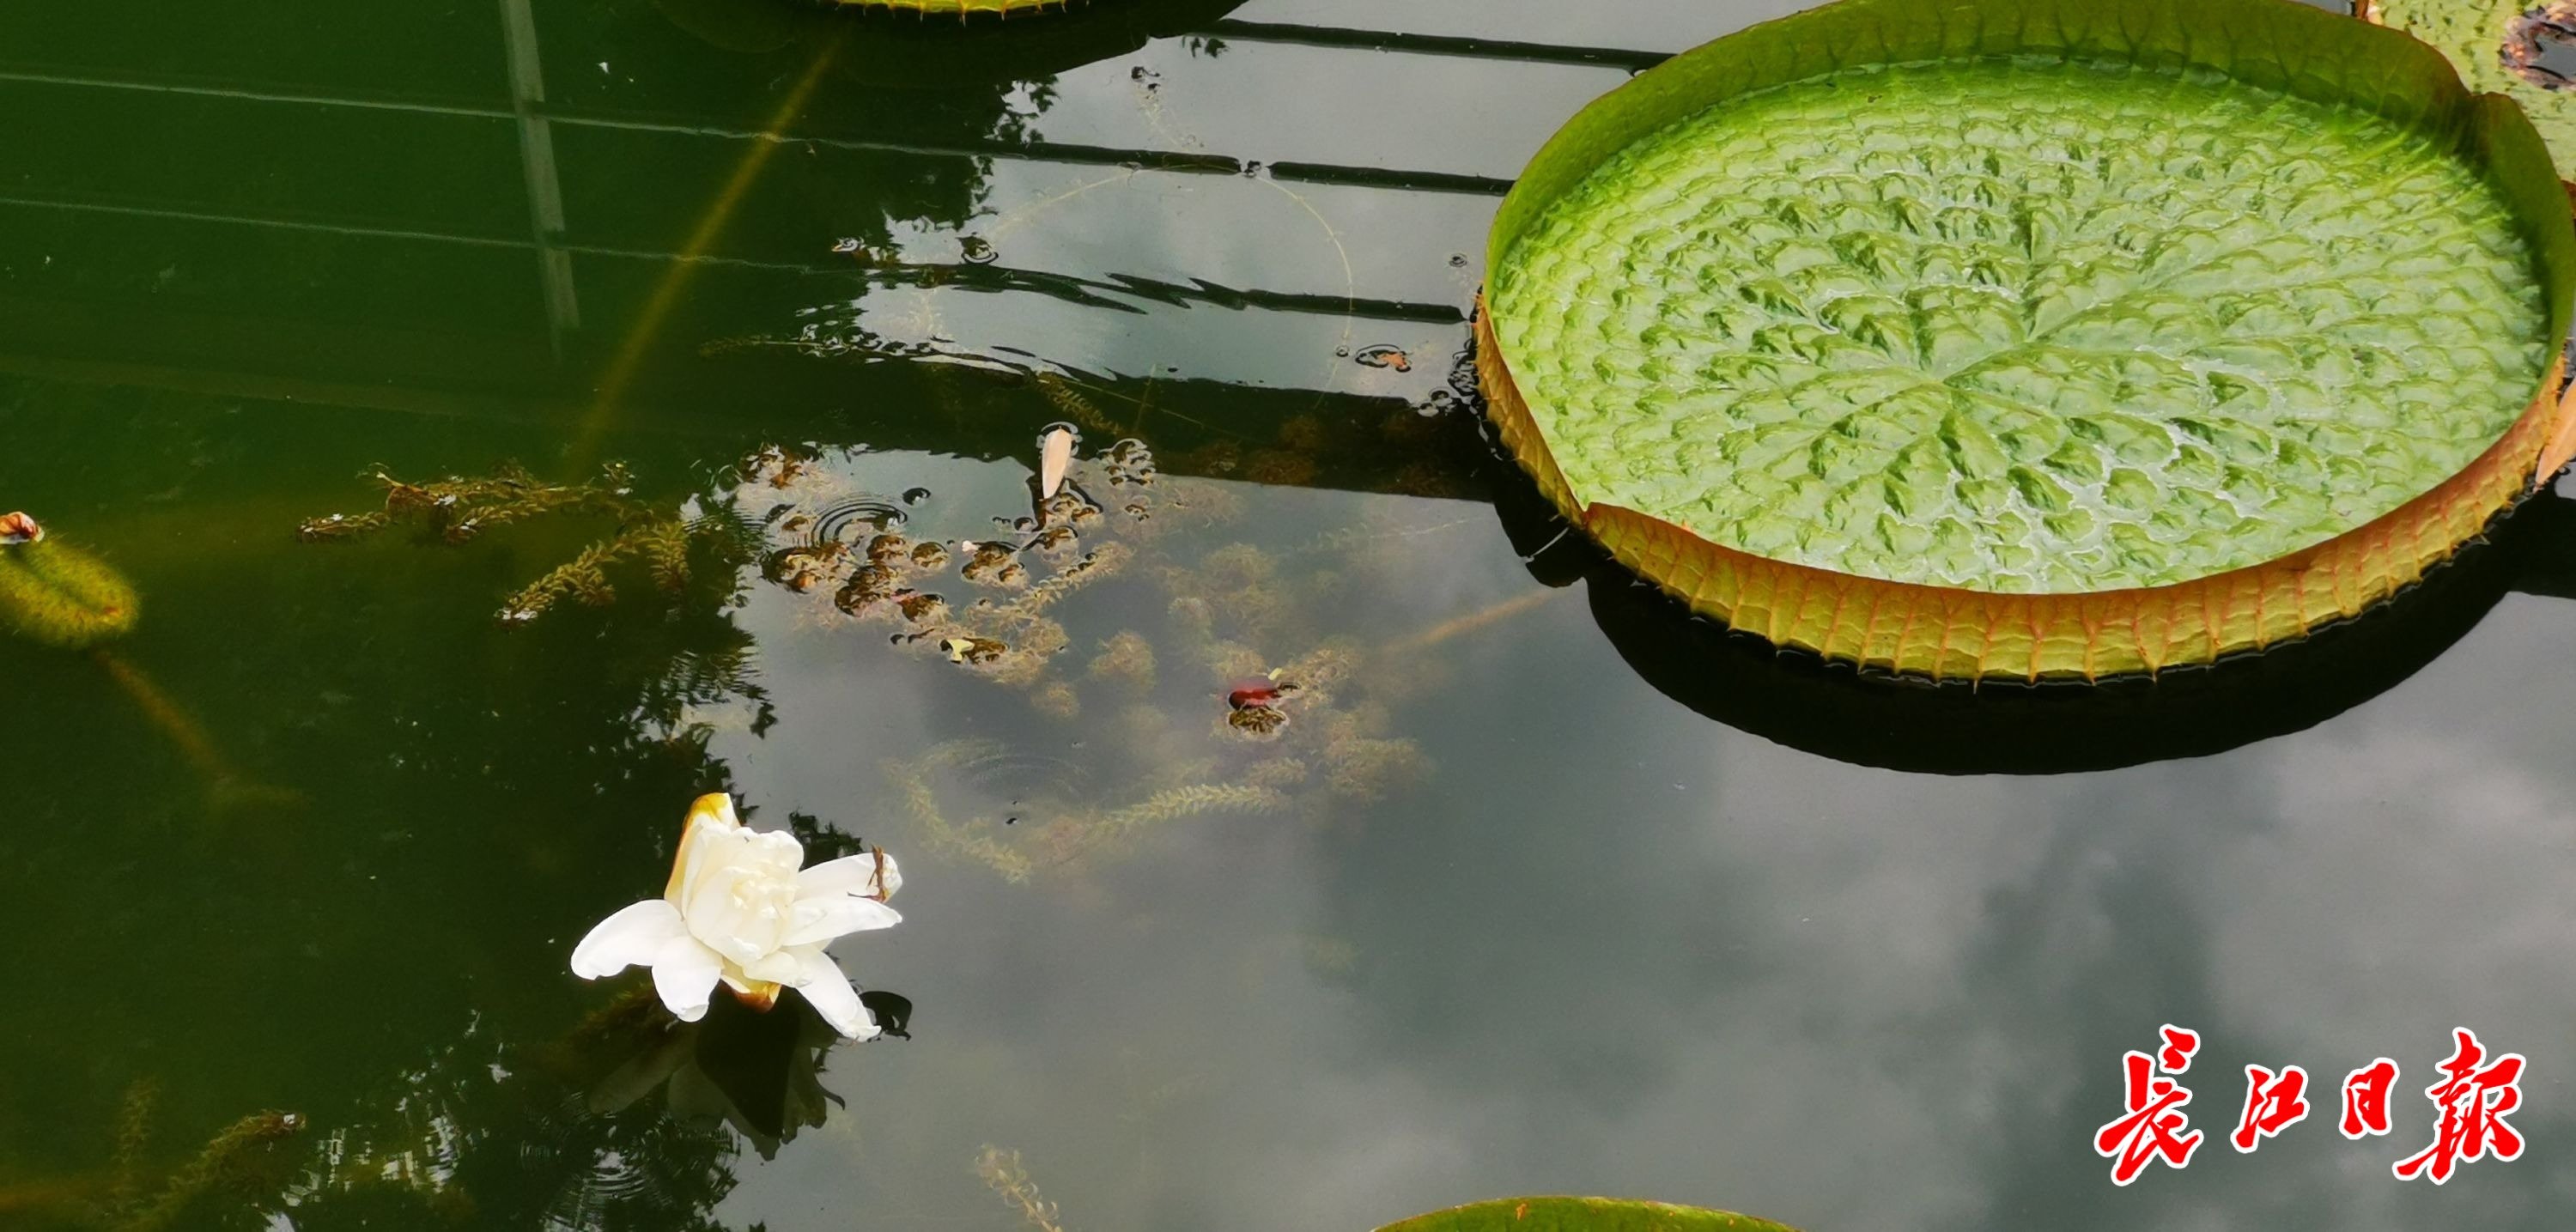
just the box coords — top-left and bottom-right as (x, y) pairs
(665, 792), (743, 902)
(782, 894), (901, 947)
(736, 949), (806, 986)
(783, 947), (878, 1040)
(570, 900), (688, 979)
(799, 850), (902, 902)
(648, 934), (725, 1022)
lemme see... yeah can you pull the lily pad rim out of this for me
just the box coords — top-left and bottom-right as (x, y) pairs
(1374, 1194), (1801, 1232)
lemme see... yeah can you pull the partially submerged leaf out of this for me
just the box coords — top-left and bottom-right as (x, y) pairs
(2369, 0), (2576, 185)
(2538, 377), (2576, 487)
(1376, 1197), (1800, 1232)
(1479, 0), (2576, 680)
(0, 537), (138, 650)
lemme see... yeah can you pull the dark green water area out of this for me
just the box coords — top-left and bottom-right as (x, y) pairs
(3, 2), (2573, 1229)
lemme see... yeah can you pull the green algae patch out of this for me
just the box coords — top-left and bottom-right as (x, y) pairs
(1492, 59), (2549, 594)
(2370, 0), (2576, 186)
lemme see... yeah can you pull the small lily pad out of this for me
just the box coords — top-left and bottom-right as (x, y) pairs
(1376, 1197), (1800, 1232)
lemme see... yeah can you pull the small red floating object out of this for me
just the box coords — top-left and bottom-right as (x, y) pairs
(0, 511), (41, 544)
(1226, 677), (1286, 710)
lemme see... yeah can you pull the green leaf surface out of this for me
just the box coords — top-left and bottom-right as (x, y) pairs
(0, 540), (139, 649)
(1376, 1197), (1800, 1232)
(2375, 0), (2576, 184)
(1486, 0), (2574, 596)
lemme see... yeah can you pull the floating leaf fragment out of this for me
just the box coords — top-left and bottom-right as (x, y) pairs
(1037, 424), (1077, 501)
(0, 512), (40, 544)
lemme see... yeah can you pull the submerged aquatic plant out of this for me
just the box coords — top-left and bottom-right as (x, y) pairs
(12, 1079), (313, 1232)
(975, 1146), (1070, 1232)
(298, 463), (752, 624)
(572, 793), (902, 1038)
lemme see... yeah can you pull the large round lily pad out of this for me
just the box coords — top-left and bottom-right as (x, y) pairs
(1479, 0), (2576, 681)
(1377, 1197), (1799, 1232)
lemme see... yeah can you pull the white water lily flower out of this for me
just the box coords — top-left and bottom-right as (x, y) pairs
(572, 793), (901, 1038)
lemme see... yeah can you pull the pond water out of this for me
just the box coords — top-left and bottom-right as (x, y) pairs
(4, 1), (2573, 1229)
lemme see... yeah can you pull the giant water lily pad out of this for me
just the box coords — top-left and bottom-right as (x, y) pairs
(1479, 0), (2576, 681)
(1377, 1197), (1799, 1232)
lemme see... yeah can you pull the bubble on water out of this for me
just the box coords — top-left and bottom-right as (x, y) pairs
(902, 487), (933, 506)
(959, 236), (998, 264)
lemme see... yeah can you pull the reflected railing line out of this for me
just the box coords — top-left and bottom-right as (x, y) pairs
(1195, 20), (1674, 71)
(0, 64), (519, 118)
(0, 67), (1508, 197)
(0, 191), (1466, 323)
(0, 191), (529, 249)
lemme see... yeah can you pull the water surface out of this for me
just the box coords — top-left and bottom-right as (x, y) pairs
(4, 2), (2573, 1229)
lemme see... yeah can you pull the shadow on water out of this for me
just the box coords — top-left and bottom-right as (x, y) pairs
(1491, 441), (2576, 775)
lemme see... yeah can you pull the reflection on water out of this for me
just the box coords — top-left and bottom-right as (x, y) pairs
(9, 1), (2576, 1230)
